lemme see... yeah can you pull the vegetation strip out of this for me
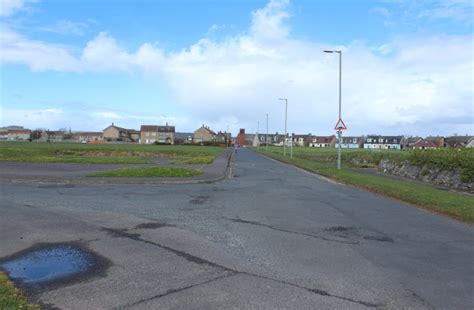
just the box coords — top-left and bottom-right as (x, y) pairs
(0, 142), (223, 165)
(87, 166), (202, 178)
(253, 148), (474, 224)
(0, 272), (39, 310)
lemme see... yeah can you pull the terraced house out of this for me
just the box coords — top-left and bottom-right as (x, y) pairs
(140, 124), (175, 144)
(364, 135), (403, 150)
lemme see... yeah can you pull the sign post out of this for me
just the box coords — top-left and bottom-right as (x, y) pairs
(334, 118), (347, 170)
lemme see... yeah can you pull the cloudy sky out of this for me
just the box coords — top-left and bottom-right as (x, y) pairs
(0, 0), (472, 136)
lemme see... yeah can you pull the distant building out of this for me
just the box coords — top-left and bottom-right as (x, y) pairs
(424, 136), (445, 148)
(193, 125), (217, 143)
(291, 134), (311, 147)
(103, 123), (138, 142)
(413, 140), (438, 150)
(73, 132), (103, 142)
(340, 136), (364, 148)
(444, 136), (474, 148)
(174, 132), (194, 144)
(7, 129), (31, 140)
(309, 135), (336, 148)
(140, 125), (175, 144)
(0, 129), (8, 140)
(364, 135), (402, 150)
(216, 131), (231, 145)
(401, 137), (423, 150)
(236, 129), (254, 146)
(40, 130), (65, 142)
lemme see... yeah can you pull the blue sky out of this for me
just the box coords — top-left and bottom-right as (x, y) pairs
(1, 0), (473, 136)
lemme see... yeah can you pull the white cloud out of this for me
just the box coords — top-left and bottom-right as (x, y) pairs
(0, 0), (472, 135)
(38, 19), (91, 36)
(0, 0), (25, 16)
(0, 27), (81, 71)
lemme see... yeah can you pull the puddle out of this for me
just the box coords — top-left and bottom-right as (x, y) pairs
(0, 243), (110, 289)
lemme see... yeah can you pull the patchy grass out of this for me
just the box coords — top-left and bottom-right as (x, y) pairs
(253, 148), (474, 223)
(173, 155), (215, 165)
(87, 166), (202, 178)
(0, 272), (39, 310)
(0, 141), (223, 164)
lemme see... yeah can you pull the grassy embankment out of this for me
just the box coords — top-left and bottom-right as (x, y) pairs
(0, 272), (39, 310)
(0, 141), (223, 165)
(253, 147), (474, 223)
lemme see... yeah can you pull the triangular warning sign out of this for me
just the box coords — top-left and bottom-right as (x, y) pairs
(334, 118), (347, 130)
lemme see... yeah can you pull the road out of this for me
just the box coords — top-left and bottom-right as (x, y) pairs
(0, 148), (473, 309)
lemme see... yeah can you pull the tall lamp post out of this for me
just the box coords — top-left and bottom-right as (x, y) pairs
(279, 98), (288, 156)
(265, 113), (269, 152)
(324, 50), (342, 170)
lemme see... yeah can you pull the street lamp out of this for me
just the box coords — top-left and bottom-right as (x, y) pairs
(324, 50), (342, 170)
(265, 113), (269, 152)
(279, 98), (288, 156)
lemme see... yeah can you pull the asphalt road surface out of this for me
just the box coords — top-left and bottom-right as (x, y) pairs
(1, 148), (473, 309)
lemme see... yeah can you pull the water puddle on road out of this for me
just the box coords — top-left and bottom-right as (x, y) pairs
(0, 244), (101, 286)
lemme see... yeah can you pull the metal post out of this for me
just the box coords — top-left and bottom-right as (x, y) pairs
(265, 114), (269, 152)
(324, 50), (343, 170)
(257, 121), (260, 150)
(337, 51), (342, 170)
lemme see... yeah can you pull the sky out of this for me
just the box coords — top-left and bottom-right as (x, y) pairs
(0, 0), (473, 136)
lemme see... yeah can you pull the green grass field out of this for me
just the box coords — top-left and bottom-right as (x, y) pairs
(253, 147), (474, 223)
(0, 141), (224, 164)
(0, 272), (39, 310)
(87, 166), (202, 178)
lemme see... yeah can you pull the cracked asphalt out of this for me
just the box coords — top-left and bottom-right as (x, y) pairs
(0, 148), (473, 309)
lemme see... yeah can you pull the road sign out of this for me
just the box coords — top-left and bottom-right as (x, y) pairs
(334, 118), (347, 130)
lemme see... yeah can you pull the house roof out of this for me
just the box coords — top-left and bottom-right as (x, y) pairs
(103, 124), (129, 133)
(414, 140), (438, 148)
(140, 125), (175, 133)
(74, 132), (103, 136)
(195, 125), (216, 136)
(8, 129), (31, 134)
(175, 132), (193, 139)
(312, 136), (335, 143)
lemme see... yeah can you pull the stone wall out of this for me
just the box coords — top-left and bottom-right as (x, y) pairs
(378, 159), (473, 192)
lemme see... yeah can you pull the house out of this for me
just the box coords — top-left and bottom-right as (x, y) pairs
(364, 135), (403, 150)
(425, 136), (445, 148)
(292, 134), (311, 147)
(140, 125), (175, 144)
(39, 130), (65, 142)
(401, 137), (422, 150)
(216, 131), (231, 145)
(413, 139), (438, 150)
(340, 136), (364, 148)
(73, 132), (103, 142)
(235, 129), (253, 146)
(193, 125), (217, 143)
(444, 136), (474, 148)
(174, 132), (194, 144)
(103, 123), (138, 142)
(7, 129), (31, 140)
(129, 130), (141, 142)
(0, 129), (8, 140)
(309, 135), (336, 148)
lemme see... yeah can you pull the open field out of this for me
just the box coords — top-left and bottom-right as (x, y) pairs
(0, 142), (224, 165)
(87, 166), (202, 178)
(252, 147), (474, 223)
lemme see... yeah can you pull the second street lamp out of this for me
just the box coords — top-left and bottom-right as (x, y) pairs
(324, 50), (343, 170)
(279, 98), (288, 156)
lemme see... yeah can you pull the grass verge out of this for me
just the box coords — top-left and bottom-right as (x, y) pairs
(87, 166), (202, 178)
(0, 272), (39, 310)
(0, 142), (223, 164)
(253, 149), (474, 224)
